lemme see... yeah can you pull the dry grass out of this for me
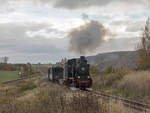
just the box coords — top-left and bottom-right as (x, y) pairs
(93, 68), (130, 90)
(107, 101), (134, 113)
(118, 71), (150, 100)
(0, 73), (145, 113)
(0, 83), (135, 113)
(92, 73), (105, 90)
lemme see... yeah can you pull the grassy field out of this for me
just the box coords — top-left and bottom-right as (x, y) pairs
(0, 71), (18, 83)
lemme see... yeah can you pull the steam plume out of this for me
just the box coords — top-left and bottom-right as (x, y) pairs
(68, 20), (110, 55)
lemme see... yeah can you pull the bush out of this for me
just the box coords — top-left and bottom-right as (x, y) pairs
(137, 49), (150, 69)
(90, 65), (100, 75)
(105, 65), (114, 74)
(118, 71), (150, 98)
(20, 81), (36, 92)
(105, 68), (129, 87)
(92, 74), (105, 90)
(92, 68), (129, 91)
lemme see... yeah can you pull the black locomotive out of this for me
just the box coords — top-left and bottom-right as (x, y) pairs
(47, 56), (92, 89)
(64, 56), (92, 89)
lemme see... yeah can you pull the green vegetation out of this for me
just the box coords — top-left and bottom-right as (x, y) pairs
(20, 81), (37, 92)
(0, 71), (18, 83)
(90, 65), (100, 75)
(105, 65), (114, 74)
(0, 63), (38, 77)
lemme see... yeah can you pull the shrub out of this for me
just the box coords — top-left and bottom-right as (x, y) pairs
(118, 71), (150, 98)
(105, 65), (114, 74)
(105, 68), (129, 87)
(20, 81), (36, 92)
(92, 68), (129, 91)
(90, 65), (100, 75)
(92, 74), (105, 90)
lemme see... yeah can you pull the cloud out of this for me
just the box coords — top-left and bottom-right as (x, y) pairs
(97, 37), (140, 53)
(35, 0), (150, 10)
(109, 19), (145, 39)
(0, 22), (72, 63)
(125, 21), (145, 32)
(0, 0), (147, 63)
(0, 0), (149, 10)
(54, 0), (113, 9)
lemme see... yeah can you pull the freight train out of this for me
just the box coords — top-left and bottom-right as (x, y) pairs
(47, 56), (92, 89)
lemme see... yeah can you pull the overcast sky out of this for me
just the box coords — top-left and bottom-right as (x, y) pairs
(0, 0), (149, 63)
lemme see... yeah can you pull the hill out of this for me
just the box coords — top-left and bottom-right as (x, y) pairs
(87, 51), (138, 71)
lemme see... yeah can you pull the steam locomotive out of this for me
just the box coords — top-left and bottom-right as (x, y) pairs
(47, 56), (92, 89)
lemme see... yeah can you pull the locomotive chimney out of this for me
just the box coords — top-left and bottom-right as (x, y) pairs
(80, 56), (85, 60)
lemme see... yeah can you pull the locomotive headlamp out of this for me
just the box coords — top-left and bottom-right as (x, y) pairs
(88, 75), (91, 78)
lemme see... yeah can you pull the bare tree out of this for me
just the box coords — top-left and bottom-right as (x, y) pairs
(137, 18), (150, 69)
(0, 57), (9, 63)
(4, 57), (9, 64)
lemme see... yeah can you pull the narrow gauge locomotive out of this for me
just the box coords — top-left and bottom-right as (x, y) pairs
(47, 56), (92, 89)
(64, 56), (92, 89)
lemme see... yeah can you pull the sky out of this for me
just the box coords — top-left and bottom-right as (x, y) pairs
(0, 0), (149, 63)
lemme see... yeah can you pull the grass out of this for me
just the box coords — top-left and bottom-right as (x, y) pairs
(93, 69), (150, 103)
(20, 81), (37, 92)
(0, 86), (135, 113)
(0, 71), (18, 83)
(118, 71), (150, 99)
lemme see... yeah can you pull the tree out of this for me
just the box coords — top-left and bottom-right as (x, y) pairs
(0, 57), (8, 63)
(137, 18), (150, 69)
(4, 57), (9, 64)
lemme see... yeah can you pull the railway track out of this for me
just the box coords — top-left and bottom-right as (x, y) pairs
(93, 91), (150, 112)
(2, 74), (40, 84)
(2, 75), (150, 112)
(77, 90), (150, 112)
(48, 80), (150, 112)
